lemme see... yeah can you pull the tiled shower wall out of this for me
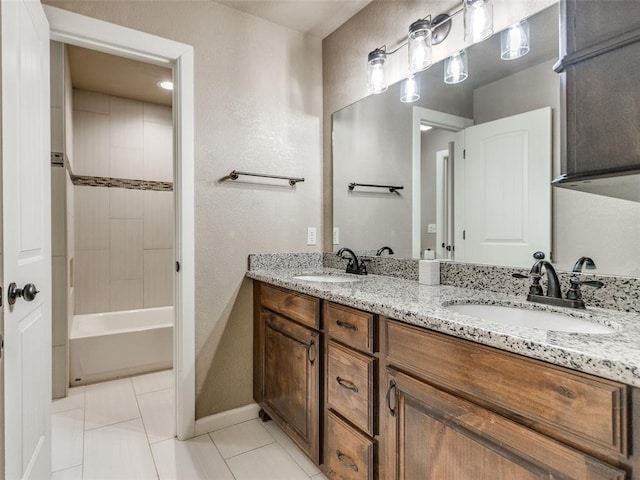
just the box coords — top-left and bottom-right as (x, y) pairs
(73, 90), (174, 314)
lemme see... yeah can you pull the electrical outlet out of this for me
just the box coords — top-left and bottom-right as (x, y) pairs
(307, 227), (317, 246)
(333, 227), (340, 245)
(428, 224), (437, 233)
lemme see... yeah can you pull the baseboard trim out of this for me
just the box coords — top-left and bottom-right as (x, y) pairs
(194, 403), (260, 436)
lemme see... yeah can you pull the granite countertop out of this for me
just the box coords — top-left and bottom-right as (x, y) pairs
(247, 267), (640, 388)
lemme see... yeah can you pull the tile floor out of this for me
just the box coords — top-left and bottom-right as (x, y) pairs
(52, 370), (329, 480)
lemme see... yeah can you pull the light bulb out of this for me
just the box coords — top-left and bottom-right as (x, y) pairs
(464, 0), (493, 44)
(444, 51), (468, 84)
(400, 75), (420, 103)
(501, 20), (530, 60)
(408, 19), (432, 73)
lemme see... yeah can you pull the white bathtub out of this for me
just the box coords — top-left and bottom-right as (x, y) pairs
(70, 306), (173, 386)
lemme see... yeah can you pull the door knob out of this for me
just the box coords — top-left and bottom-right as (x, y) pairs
(7, 282), (39, 306)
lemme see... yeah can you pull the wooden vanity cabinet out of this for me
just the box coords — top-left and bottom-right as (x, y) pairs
(253, 282), (639, 479)
(382, 318), (635, 480)
(253, 282), (321, 463)
(323, 301), (379, 480)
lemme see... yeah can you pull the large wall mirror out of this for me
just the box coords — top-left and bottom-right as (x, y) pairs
(333, 4), (559, 268)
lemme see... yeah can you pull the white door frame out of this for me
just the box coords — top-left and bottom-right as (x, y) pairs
(411, 107), (473, 259)
(43, 5), (196, 440)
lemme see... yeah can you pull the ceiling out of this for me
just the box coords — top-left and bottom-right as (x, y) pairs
(67, 45), (173, 107)
(215, 0), (371, 38)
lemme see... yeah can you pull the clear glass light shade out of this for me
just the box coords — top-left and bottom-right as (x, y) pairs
(501, 20), (530, 60)
(464, 0), (493, 43)
(367, 49), (387, 94)
(400, 75), (420, 103)
(444, 51), (468, 84)
(408, 20), (432, 73)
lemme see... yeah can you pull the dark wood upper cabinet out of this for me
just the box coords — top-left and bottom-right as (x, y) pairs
(553, 0), (640, 201)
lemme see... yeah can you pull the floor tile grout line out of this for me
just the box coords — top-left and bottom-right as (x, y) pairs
(131, 380), (162, 480)
(261, 420), (321, 477)
(215, 436), (277, 462)
(206, 434), (239, 480)
(83, 413), (143, 432)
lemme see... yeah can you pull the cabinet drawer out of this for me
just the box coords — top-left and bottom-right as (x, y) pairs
(325, 302), (374, 353)
(326, 411), (374, 480)
(261, 283), (319, 329)
(385, 319), (628, 460)
(327, 341), (375, 436)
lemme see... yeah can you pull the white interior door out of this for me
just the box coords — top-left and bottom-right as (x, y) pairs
(2, 0), (52, 478)
(458, 107), (552, 267)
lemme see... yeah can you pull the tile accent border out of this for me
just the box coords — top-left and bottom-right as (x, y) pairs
(71, 174), (173, 192)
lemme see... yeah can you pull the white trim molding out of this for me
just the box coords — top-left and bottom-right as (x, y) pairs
(44, 5), (196, 440)
(194, 404), (261, 436)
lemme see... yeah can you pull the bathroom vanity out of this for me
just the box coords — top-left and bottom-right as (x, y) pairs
(249, 266), (640, 480)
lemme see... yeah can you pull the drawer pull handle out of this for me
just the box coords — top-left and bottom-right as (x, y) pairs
(386, 379), (397, 417)
(307, 338), (316, 365)
(336, 450), (359, 472)
(336, 376), (358, 393)
(336, 319), (358, 331)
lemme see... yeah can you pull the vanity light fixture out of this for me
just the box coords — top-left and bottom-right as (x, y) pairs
(501, 19), (530, 60)
(367, 47), (388, 94)
(157, 80), (173, 90)
(444, 50), (468, 84)
(400, 75), (420, 103)
(420, 124), (433, 132)
(365, 0), (495, 93)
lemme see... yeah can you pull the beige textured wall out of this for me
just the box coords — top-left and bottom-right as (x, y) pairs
(44, 0), (323, 417)
(322, 0), (556, 249)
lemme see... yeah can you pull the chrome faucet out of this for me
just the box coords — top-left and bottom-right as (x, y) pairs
(376, 246), (394, 256)
(336, 248), (368, 275)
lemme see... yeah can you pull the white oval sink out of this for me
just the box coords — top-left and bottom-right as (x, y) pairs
(446, 303), (615, 334)
(294, 274), (361, 284)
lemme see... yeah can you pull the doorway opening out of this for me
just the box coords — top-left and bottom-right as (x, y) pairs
(45, 4), (195, 442)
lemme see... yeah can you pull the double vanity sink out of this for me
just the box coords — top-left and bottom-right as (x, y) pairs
(251, 263), (640, 479)
(248, 265), (640, 388)
(294, 272), (617, 335)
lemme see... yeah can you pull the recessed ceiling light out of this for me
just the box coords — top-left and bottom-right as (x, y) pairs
(158, 80), (173, 91)
(420, 124), (433, 132)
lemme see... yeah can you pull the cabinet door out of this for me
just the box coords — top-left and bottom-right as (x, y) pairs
(384, 369), (625, 480)
(263, 310), (320, 462)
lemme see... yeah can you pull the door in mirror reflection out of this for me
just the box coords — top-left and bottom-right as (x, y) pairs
(454, 107), (552, 267)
